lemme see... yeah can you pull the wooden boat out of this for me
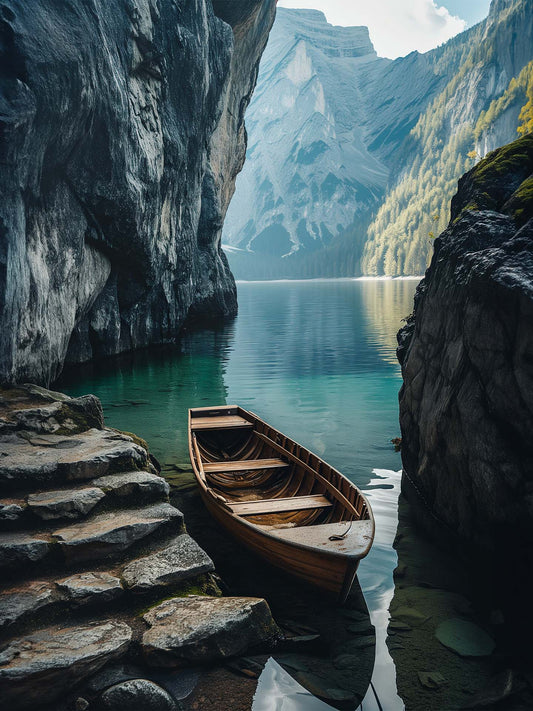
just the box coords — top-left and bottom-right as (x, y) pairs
(188, 405), (375, 603)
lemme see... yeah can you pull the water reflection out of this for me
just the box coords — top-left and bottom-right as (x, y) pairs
(57, 279), (420, 710)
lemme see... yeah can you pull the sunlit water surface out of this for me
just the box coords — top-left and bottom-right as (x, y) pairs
(59, 278), (419, 710)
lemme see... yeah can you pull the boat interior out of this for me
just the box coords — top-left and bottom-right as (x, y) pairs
(190, 406), (372, 537)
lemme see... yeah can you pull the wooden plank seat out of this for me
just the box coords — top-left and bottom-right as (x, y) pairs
(191, 415), (253, 430)
(229, 494), (332, 516)
(203, 458), (288, 473)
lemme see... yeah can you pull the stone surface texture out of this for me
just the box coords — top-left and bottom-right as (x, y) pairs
(0, 621), (132, 710)
(27, 487), (105, 520)
(0, 0), (276, 386)
(100, 678), (179, 711)
(122, 534), (214, 592)
(398, 134), (533, 563)
(95, 471), (170, 498)
(142, 595), (280, 666)
(52, 503), (183, 562)
(55, 572), (124, 606)
(0, 428), (149, 490)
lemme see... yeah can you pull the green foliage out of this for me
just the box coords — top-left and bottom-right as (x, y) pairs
(518, 66), (533, 135)
(360, 3), (533, 277)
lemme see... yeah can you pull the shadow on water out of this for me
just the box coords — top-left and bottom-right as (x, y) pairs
(171, 473), (375, 711)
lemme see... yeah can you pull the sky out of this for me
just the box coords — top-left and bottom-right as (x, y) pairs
(277, 0), (492, 58)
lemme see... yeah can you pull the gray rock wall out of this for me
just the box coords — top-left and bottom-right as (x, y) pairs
(0, 0), (276, 385)
(398, 135), (533, 566)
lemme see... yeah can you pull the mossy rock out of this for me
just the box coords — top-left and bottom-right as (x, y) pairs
(452, 134), (533, 221)
(503, 175), (533, 226)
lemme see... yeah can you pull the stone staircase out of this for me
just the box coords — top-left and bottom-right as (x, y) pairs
(0, 385), (280, 710)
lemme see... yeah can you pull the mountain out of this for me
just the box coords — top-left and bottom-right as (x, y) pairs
(223, 0), (533, 279)
(0, 0), (276, 385)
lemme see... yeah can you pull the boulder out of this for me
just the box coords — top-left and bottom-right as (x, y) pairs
(0, 620), (132, 710)
(100, 679), (179, 711)
(95, 471), (169, 499)
(27, 487), (105, 520)
(142, 596), (280, 666)
(52, 503), (183, 563)
(122, 534), (214, 592)
(56, 572), (123, 606)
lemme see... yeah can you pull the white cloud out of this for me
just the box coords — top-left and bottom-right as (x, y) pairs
(277, 0), (467, 59)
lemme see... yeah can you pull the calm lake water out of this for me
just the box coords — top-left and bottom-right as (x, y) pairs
(59, 278), (420, 710)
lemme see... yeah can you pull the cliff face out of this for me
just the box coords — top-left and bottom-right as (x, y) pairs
(223, 8), (444, 263)
(0, 0), (276, 386)
(398, 134), (533, 567)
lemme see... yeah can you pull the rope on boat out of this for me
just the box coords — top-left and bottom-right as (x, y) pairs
(328, 518), (354, 541)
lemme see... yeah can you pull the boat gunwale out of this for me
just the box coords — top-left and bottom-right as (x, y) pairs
(188, 406), (375, 562)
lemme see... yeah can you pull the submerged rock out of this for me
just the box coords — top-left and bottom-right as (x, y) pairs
(0, 620), (132, 710)
(100, 679), (179, 711)
(142, 596), (280, 666)
(435, 619), (495, 658)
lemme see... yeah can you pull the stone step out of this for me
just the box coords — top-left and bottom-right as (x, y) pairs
(93, 471), (170, 499)
(0, 534), (215, 631)
(121, 533), (214, 592)
(0, 573), (126, 633)
(52, 503), (183, 564)
(0, 620), (132, 710)
(1, 471), (170, 532)
(0, 581), (57, 630)
(27, 487), (106, 521)
(0, 428), (150, 493)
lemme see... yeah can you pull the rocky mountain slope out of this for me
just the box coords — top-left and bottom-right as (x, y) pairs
(397, 133), (533, 612)
(0, 0), (276, 386)
(223, 0), (533, 279)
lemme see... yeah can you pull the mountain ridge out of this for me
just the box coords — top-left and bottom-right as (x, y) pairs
(224, 1), (533, 279)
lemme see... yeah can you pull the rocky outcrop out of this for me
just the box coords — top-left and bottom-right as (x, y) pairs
(0, 385), (281, 709)
(398, 134), (533, 572)
(0, 0), (276, 386)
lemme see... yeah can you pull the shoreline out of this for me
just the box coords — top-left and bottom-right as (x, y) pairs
(235, 276), (423, 284)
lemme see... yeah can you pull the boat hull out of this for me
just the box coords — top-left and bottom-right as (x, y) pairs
(199, 486), (359, 601)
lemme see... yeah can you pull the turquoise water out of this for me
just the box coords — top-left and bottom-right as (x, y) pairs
(58, 278), (419, 709)
(59, 279), (415, 480)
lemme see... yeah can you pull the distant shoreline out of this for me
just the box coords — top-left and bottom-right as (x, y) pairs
(235, 276), (423, 284)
